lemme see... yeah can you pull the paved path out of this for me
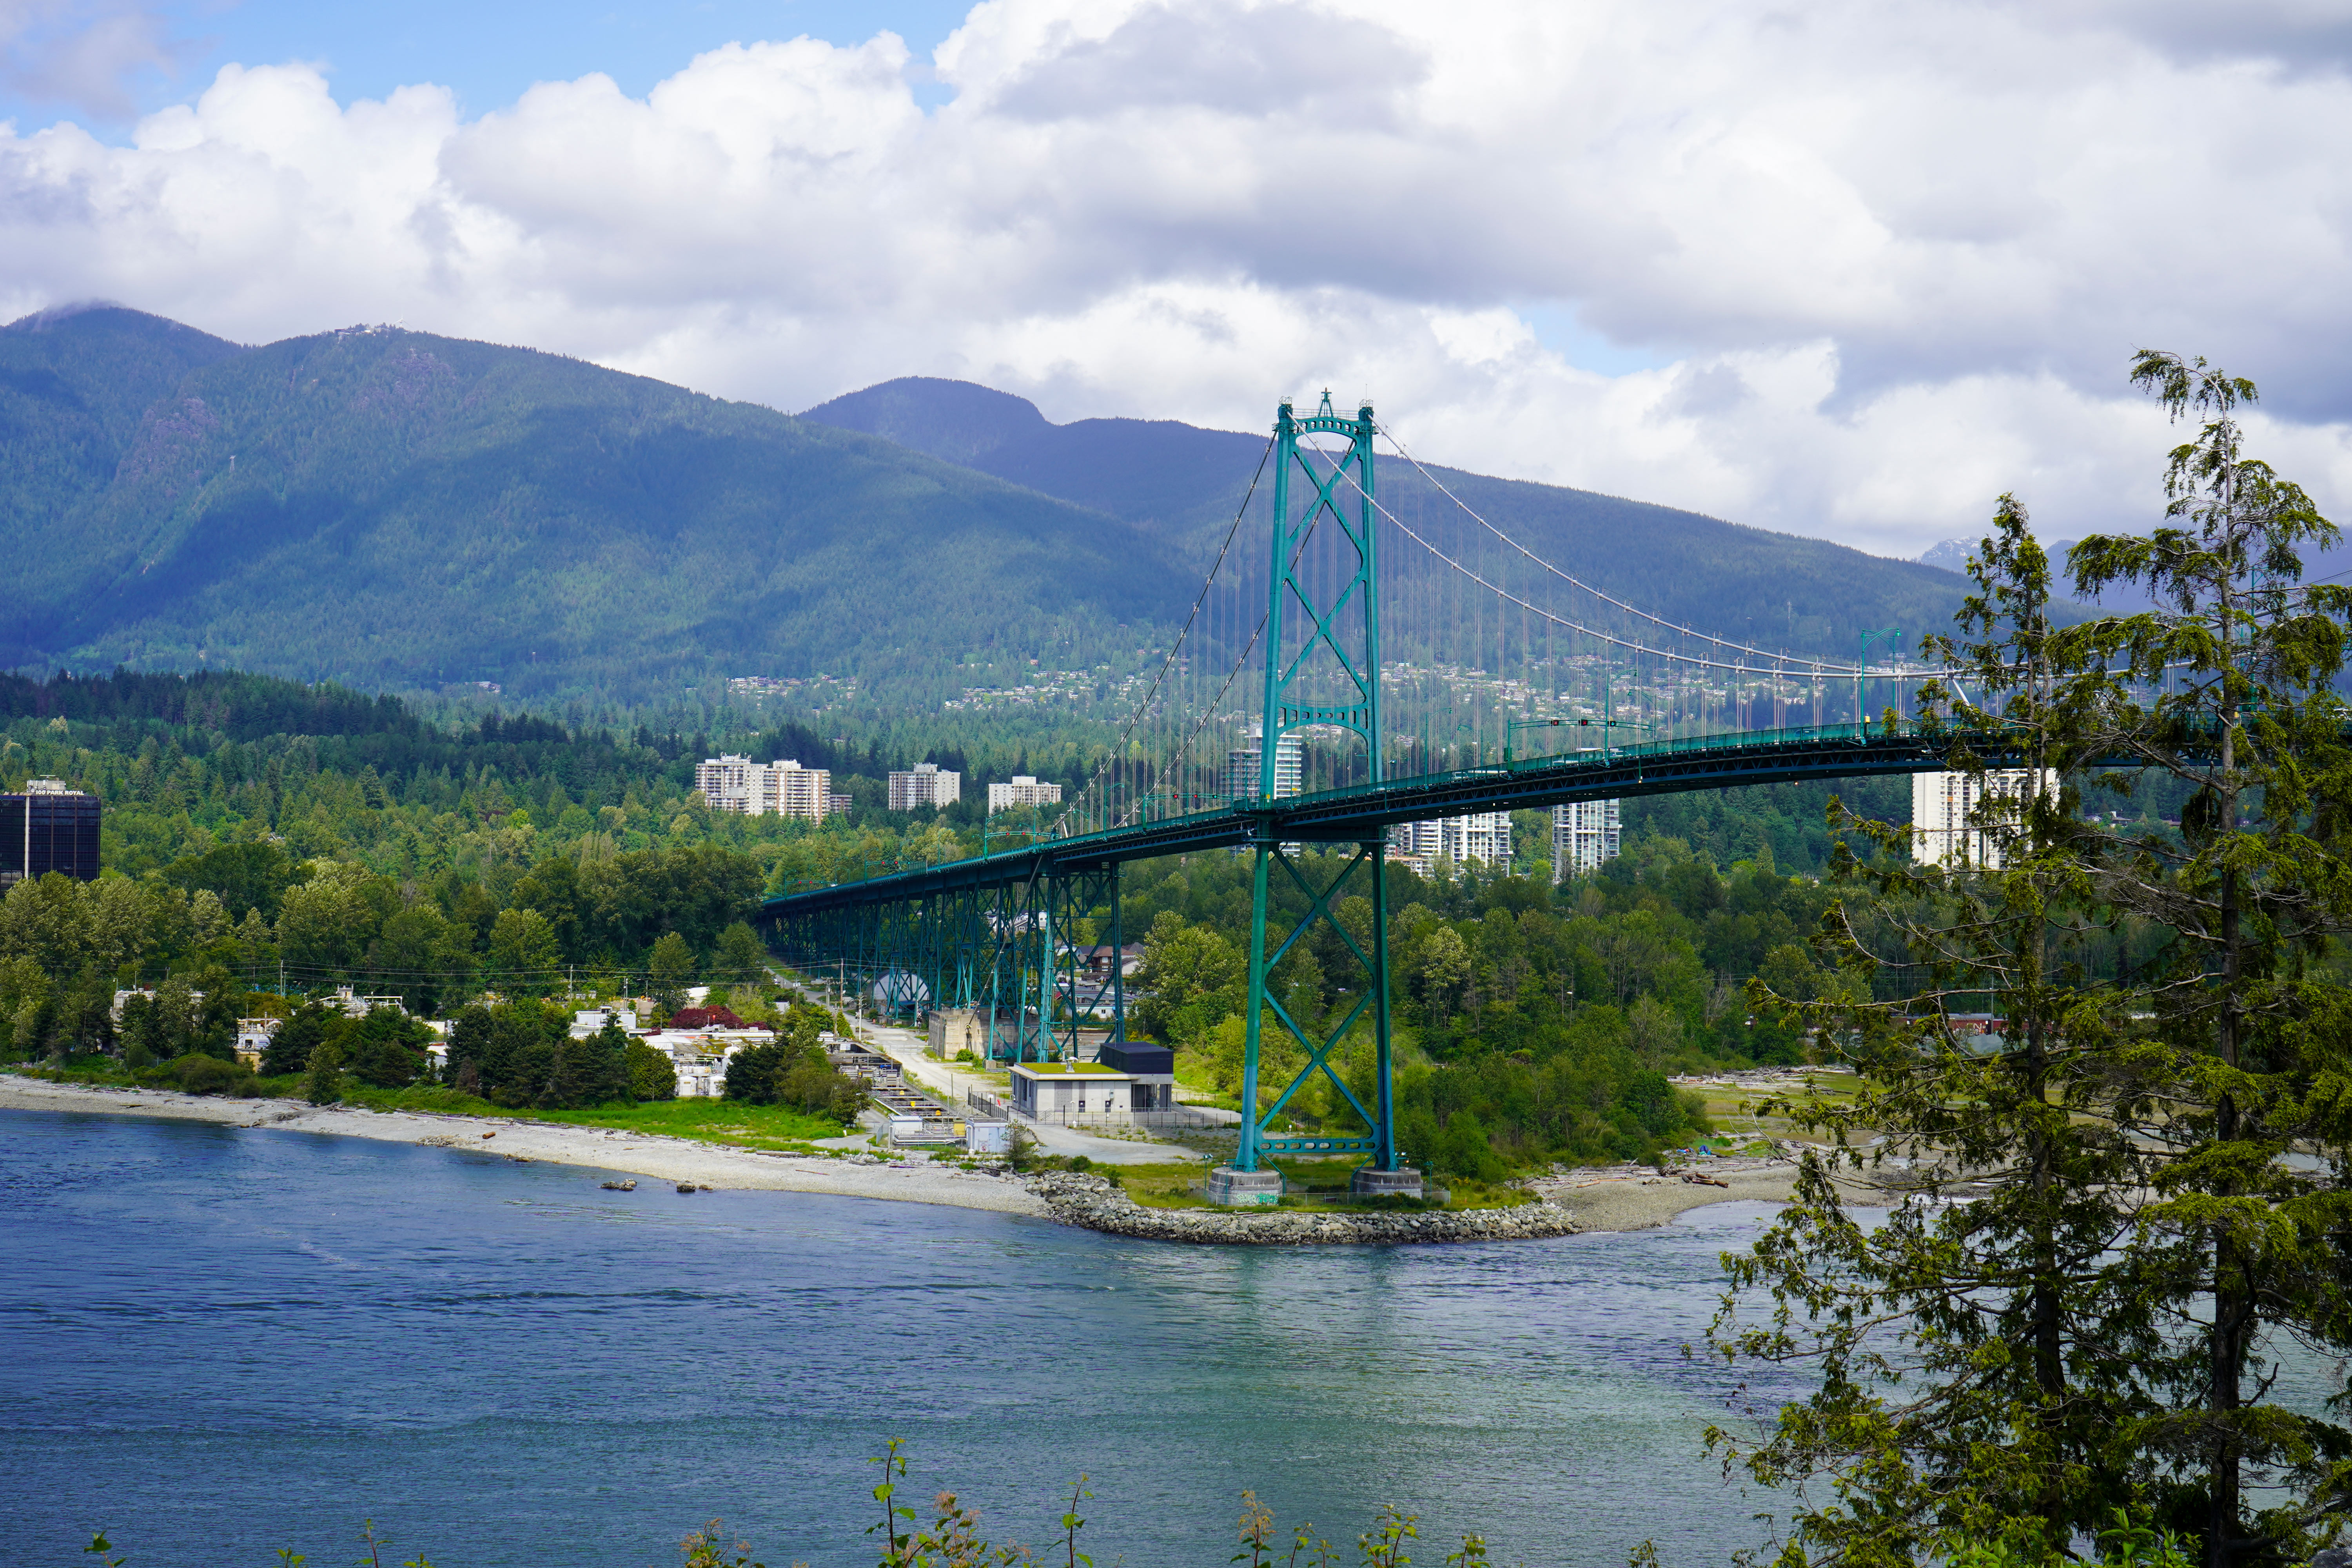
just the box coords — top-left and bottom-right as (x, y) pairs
(860, 1022), (1207, 1167)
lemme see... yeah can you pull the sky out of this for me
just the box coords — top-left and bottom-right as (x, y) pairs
(5, 0), (2352, 561)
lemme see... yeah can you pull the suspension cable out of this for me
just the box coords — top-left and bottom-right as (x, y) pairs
(1049, 435), (1275, 837)
(1345, 464), (1906, 680)
(1100, 437), (1356, 829)
(1374, 419), (1861, 673)
(1115, 605), (1270, 828)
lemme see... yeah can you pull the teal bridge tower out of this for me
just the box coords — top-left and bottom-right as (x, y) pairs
(1223, 392), (1413, 1200)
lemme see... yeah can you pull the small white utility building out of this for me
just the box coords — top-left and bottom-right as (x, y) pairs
(1010, 1061), (1135, 1125)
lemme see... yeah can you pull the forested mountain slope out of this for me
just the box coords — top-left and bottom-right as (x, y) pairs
(6, 305), (1991, 706)
(802, 376), (1984, 659)
(1, 310), (1192, 699)
(0, 305), (246, 646)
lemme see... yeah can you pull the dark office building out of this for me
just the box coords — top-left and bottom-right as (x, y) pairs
(0, 781), (102, 887)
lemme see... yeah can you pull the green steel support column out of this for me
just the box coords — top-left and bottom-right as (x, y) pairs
(1368, 837), (1397, 1169)
(1109, 864), (1125, 1041)
(989, 880), (1023, 1062)
(1047, 875), (1068, 1060)
(927, 897), (938, 1019)
(1035, 880), (1054, 1061)
(984, 891), (1005, 1061)
(862, 905), (878, 1016)
(1047, 866), (1113, 1056)
(1236, 837), (1274, 1170)
(1050, 875), (1071, 1058)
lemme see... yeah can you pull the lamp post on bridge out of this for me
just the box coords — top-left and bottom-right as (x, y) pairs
(1857, 628), (1902, 737)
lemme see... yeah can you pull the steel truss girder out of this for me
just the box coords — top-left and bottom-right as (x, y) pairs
(762, 857), (1139, 1073)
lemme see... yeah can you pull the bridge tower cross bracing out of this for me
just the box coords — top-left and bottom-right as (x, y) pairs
(1232, 392), (1403, 1181)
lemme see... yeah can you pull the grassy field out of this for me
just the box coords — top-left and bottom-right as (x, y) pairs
(18, 1057), (857, 1155)
(518, 1097), (845, 1150)
(1682, 1068), (1861, 1149)
(332, 1083), (847, 1151)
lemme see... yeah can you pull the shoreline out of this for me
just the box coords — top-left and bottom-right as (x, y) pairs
(0, 1074), (1875, 1234)
(0, 1073), (1047, 1216)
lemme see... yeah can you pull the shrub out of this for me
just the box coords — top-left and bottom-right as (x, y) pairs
(724, 1037), (863, 1120)
(304, 1042), (345, 1106)
(1433, 1112), (1511, 1183)
(344, 1007), (435, 1089)
(261, 1004), (333, 1075)
(626, 1039), (677, 1101)
(168, 1054), (254, 1097)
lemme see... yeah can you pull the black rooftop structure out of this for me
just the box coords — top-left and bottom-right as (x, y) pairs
(1098, 1037), (1174, 1076)
(0, 783), (102, 887)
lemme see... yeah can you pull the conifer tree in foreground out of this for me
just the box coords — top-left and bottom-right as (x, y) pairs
(1709, 353), (2352, 1568)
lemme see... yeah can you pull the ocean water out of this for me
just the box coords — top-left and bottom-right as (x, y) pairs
(0, 1110), (1796, 1568)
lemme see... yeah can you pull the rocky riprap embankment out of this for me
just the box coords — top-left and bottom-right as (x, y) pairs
(1027, 1172), (1583, 1246)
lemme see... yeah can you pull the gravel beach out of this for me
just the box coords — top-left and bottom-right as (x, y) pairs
(0, 1074), (1870, 1233)
(0, 1074), (1048, 1216)
(1535, 1159), (1889, 1229)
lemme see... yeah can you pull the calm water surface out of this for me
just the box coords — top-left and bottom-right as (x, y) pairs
(0, 1111), (1794, 1567)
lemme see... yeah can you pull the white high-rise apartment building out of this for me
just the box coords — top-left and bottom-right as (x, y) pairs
(695, 755), (757, 810)
(764, 762), (831, 822)
(1224, 728), (1304, 802)
(1391, 813), (1514, 874)
(1913, 769), (2047, 870)
(695, 755), (831, 823)
(987, 775), (1063, 814)
(889, 762), (961, 811)
(1553, 800), (1622, 881)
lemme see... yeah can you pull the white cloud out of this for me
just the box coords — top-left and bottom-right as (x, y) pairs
(2, 0), (189, 119)
(5, 0), (2352, 557)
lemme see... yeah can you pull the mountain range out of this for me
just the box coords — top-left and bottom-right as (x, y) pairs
(1, 303), (1982, 705)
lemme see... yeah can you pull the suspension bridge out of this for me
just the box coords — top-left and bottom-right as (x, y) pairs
(762, 392), (1981, 1199)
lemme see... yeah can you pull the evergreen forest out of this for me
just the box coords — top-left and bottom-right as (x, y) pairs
(0, 662), (1931, 1168)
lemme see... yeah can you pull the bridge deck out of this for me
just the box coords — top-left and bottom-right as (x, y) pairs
(761, 722), (1975, 918)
